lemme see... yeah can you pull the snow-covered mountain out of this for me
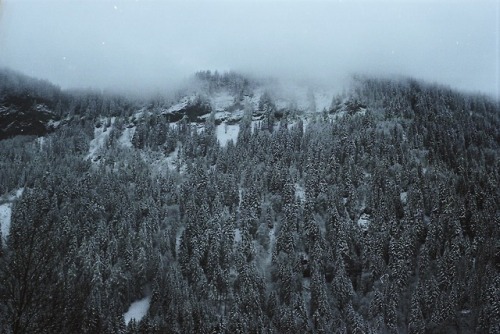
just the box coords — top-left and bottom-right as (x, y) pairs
(1, 68), (499, 333)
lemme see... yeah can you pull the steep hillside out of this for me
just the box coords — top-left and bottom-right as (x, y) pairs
(0, 71), (498, 333)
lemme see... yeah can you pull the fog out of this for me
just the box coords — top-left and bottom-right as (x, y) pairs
(0, 0), (498, 98)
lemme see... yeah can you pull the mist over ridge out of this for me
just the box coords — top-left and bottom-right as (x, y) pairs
(0, 0), (497, 99)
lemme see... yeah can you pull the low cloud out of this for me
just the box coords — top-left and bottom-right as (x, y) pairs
(0, 0), (497, 97)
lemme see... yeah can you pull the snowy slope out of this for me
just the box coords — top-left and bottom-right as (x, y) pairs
(86, 117), (115, 160)
(119, 126), (136, 148)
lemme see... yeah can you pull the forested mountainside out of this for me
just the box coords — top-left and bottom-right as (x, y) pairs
(0, 69), (499, 333)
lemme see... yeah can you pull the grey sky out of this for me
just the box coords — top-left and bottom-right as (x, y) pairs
(0, 0), (498, 98)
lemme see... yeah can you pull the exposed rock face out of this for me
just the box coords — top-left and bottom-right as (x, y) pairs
(165, 103), (212, 123)
(0, 97), (60, 139)
(163, 97), (212, 123)
(0, 69), (63, 140)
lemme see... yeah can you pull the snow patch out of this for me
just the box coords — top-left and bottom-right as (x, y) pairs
(250, 119), (266, 134)
(119, 126), (136, 148)
(47, 119), (61, 128)
(357, 213), (370, 231)
(0, 205), (12, 244)
(164, 144), (181, 171)
(123, 296), (151, 325)
(216, 123), (239, 147)
(0, 188), (24, 245)
(295, 183), (306, 202)
(175, 226), (185, 257)
(234, 228), (242, 243)
(400, 192), (408, 205)
(34, 104), (53, 114)
(356, 108), (367, 116)
(15, 188), (24, 198)
(86, 117), (115, 160)
(36, 137), (45, 151)
(264, 227), (276, 266)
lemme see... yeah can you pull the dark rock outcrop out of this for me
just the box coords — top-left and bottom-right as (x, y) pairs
(0, 99), (60, 139)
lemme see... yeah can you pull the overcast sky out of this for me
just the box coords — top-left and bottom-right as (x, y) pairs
(0, 0), (498, 97)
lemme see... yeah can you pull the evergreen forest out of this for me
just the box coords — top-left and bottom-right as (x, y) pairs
(0, 69), (499, 333)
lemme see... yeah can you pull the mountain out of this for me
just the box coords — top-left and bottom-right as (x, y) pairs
(0, 69), (499, 333)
